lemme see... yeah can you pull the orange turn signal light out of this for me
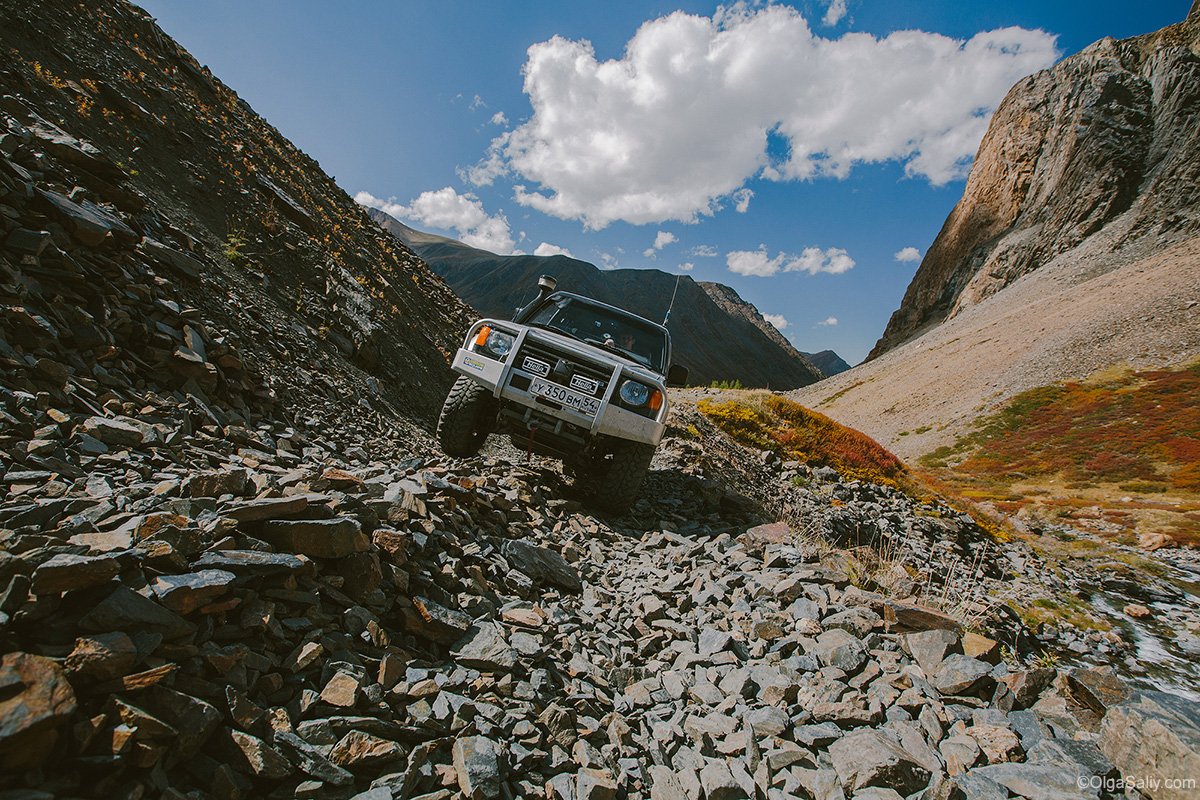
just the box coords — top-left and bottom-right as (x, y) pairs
(648, 390), (663, 411)
(474, 326), (492, 347)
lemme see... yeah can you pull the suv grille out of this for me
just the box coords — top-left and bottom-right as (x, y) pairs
(515, 338), (611, 397)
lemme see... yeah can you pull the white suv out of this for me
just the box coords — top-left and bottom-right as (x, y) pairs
(437, 276), (689, 513)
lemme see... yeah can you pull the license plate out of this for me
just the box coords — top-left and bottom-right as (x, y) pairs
(529, 377), (602, 416)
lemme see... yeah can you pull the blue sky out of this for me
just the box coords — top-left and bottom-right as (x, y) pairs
(137, 1), (1188, 364)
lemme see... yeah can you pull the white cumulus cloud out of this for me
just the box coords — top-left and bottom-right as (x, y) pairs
(490, 111), (509, 127)
(355, 189), (516, 254)
(726, 246), (855, 277)
(763, 313), (789, 330)
(534, 242), (574, 257)
(679, 262), (694, 271)
(823, 0), (848, 27)
(817, 316), (838, 326)
(894, 246), (921, 262)
(470, 6), (1057, 228)
(733, 188), (753, 213)
(644, 230), (678, 257)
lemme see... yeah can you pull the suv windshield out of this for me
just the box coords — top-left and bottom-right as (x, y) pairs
(528, 295), (667, 373)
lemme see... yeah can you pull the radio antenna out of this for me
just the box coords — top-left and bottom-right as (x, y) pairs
(662, 274), (682, 326)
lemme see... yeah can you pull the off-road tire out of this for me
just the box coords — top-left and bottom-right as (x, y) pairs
(437, 376), (494, 458)
(563, 451), (599, 481)
(592, 440), (656, 514)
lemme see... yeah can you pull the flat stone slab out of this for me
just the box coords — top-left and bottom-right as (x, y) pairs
(500, 539), (582, 593)
(222, 495), (309, 523)
(261, 517), (368, 558)
(151, 569), (237, 614)
(193, 549), (306, 574)
(79, 585), (194, 639)
(30, 553), (119, 595)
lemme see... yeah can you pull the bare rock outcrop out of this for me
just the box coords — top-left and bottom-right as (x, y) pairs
(870, 8), (1200, 358)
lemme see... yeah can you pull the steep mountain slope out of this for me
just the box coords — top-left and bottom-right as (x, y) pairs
(1, 4), (1196, 798)
(0, 0), (473, 428)
(799, 8), (1200, 461)
(870, 7), (1200, 359)
(793, 235), (1200, 461)
(371, 208), (823, 389)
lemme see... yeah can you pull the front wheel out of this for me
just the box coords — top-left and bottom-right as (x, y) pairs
(437, 376), (495, 457)
(591, 440), (656, 514)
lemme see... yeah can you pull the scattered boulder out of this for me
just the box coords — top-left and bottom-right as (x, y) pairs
(1100, 691), (1200, 800)
(0, 653), (77, 770)
(829, 729), (932, 795)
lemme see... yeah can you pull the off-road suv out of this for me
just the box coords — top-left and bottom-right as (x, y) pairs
(437, 276), (689, 513)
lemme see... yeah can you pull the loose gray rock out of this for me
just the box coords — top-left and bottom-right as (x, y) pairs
(829, 729), (932, 796)
(699, 760), (749, 800)
(812, 628), (868, 674)
(1099, 690), (1200, 800)
(934, 654), (995, 698)
(451, 624), (518, 673)
(453, 735), (502, 799)
(501, 539), (583, 593)
(970, 762), (1098, 800)
(904, 628), (962, 675)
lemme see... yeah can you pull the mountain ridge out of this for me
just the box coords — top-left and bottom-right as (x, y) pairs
(869, 6), (1200, 360)
(369, 207), (827, 389)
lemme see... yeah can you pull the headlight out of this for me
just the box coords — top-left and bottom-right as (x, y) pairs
(485, 328), (513, 357)
(472, 325), (514, 359)
(619, 380), (651, 407)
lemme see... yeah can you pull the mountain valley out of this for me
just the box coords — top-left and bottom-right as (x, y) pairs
(0, 2), (1196, 800)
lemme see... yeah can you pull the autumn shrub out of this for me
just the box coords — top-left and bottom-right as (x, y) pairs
(1174, 462), (1200, 492)
(948, 364), (1200, 489)
(695, 397), (772, 450)
(698, 393), (908, 487)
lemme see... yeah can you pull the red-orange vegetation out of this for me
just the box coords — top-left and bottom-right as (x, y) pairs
(698, 394), (908, 487)
(954, 365), (1200, 488)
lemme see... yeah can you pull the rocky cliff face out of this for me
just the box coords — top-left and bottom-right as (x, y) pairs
(870, 8), (1200, 359)
(371, 209), (824, 390)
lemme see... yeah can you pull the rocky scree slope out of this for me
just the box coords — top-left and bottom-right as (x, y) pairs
(0, 2), (1195, 799)
(1, 0), (474, 425)
(870, 7), (1200, 359)
(370, 209), (824, 390)
(4, 362), (1198, 799)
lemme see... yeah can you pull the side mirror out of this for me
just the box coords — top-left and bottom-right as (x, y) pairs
(666, 364), (689, 387)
